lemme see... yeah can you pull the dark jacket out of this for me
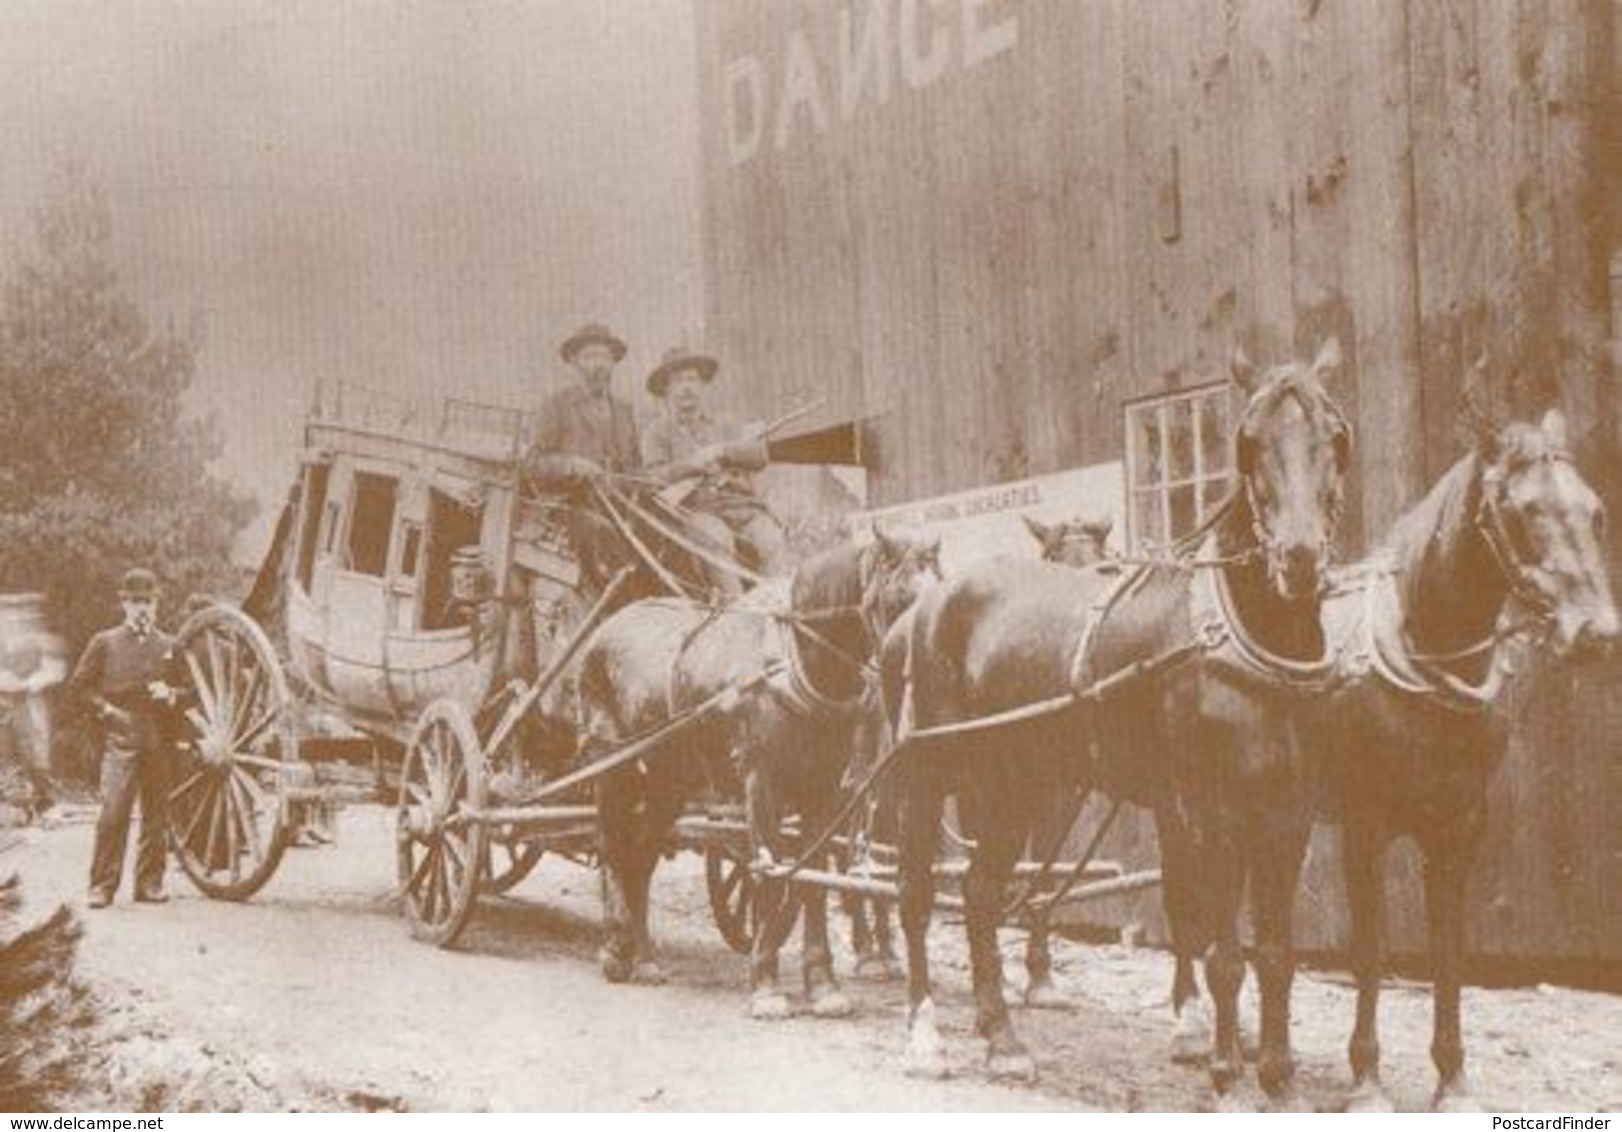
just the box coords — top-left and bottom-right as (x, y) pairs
(66, 625), (178, 753)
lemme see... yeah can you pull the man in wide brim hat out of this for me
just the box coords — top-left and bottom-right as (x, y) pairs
(644, 346), (718, 399)
(524, 320), (639, 491)
(558, 322), (627, 366)
(640, 346), (790, 595)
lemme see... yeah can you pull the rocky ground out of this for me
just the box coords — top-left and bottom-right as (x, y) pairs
(6, 805), (1619, 1112)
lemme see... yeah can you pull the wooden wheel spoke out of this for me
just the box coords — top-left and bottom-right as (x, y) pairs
(179, 777), (219, 852)
(442, 830), (469, 877)
(229, 668), (267, 749)
(231, 707), (277, 757)
(232, 751), (284, 774)
(168, 768), (210, 805)
(183, 648), (220, 723)
(426, 848), (448, 922)
(206, 630), (232, 727)
(229, 773), (266, 863)
(203, 781), (228, 873)
(221, 777), (243, 882)
(407, 843), (436, 901)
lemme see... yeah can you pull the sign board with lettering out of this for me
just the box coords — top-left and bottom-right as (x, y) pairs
(849, 460), (1124, 574)
(722, 0), (1019, 166)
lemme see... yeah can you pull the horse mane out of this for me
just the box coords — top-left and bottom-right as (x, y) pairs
(1379, 421), (1552, 624)
(789, 539), (872, 615)
(1379, 450), (1482, 618)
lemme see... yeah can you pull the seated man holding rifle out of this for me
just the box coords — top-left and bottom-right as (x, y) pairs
(639, 346), (797, 595)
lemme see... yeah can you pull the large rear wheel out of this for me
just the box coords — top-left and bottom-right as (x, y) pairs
(397, 700), (487, 947)
(168, 605), (294, 901)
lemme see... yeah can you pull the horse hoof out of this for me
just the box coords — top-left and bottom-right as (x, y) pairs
(599, 946), (633, 985)
(810, 988), (854, 1019)
(1345, 1083), (1396, 1114)
(854, 955), (895, 982)
(748, 991), (792, 1021)
(1212, 1088), (1255, 1114)
(630, 959), (668, 986)
(1171, 1007), (1212, 1066)
(986, 1049), (1038, 1084)
(1262, 1085), (1313, 1114)
(903, 1047), (949, 1080)
(1023, 980), (1070, 1011)
(1240, 1021), (1260, 1064)
(1434, 1089), (1482, 1114)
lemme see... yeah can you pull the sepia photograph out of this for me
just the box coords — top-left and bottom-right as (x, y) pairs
(1, 0), (1619, 1115)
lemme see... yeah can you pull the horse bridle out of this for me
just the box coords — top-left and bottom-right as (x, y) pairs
(1474, 448), (1573, 621)
(1235, 374), (1352, 581)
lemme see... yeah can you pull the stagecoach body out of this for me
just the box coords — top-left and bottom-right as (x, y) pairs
(267, 382), (584, 742)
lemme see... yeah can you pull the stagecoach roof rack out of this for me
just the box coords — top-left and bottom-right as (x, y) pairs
(308, 378), (536, 466)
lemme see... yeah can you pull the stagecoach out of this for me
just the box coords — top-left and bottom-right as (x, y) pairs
(165, 380), (1157, 960)
(165, 382), (757, 942)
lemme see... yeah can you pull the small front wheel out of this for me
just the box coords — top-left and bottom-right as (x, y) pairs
(397, 700), (487, 947)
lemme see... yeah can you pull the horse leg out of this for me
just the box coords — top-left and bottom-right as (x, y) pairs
(966, 775), (1037, 1082)
(1248, 803), (1312, 1108)
(846, 890), (881, 977)
(594, 768), (639, 984)
(1157, 806), (1211, 1065)
(1021, 793), (1068, 1010)
(1197, 814), (1249, 1107)
(745, 756), (794, 1020)
(1343, 816), (1394, 1112)
(801, 783), (854, 1019)
(623, 783), (679, 986)
(1426, 829), (1483, 1112)
(899, 772), (949, 1078)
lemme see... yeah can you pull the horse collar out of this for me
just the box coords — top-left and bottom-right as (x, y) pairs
(1195, 537), (1337, 692)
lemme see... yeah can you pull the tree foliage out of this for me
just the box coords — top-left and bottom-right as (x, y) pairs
(0, 171), (257, 654)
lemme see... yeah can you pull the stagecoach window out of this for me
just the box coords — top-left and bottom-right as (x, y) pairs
(421, 489), (485, 630)
(346, 472), (398, 576)
(295, 462), (331, 590)
(1123, 383), (1234, 551)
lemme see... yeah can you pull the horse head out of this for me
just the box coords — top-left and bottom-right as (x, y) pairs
(1474, 408), (1619, 659)
(1231, 337), (1353, 603)
(1023, 513), (1113, 568)
(865, 526), (943, 641)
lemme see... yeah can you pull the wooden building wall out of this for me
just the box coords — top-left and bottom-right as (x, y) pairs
(694, 0), (1620, 965)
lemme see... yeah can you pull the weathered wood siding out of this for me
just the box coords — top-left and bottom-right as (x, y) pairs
(694, 0), (1618, 964)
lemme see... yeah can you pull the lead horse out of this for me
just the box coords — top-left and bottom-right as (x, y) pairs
(574, 529), (941, 1012)
(1319, 401), (1617, 1111)
(883, 340), (1351, 1104)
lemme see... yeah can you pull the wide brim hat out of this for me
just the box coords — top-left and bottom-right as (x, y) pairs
(558, 322), (628, 364)
(116, 567), (159, 600)
(646, 346), (719, 397)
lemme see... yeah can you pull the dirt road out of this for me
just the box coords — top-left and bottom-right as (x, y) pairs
(10, 807), (1620, 1112)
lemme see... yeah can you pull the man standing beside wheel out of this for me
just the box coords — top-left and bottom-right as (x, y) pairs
(68, 568), (181, 908)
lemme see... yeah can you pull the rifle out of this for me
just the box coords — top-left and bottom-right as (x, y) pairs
(655, 398), (825, 509)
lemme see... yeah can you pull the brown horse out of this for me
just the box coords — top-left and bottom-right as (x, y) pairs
(1319, 406), (1617, 1112)
(883, 340), (1351, 1102)
(843, 514), (1116, 994)
(573, 529), (941, 1014)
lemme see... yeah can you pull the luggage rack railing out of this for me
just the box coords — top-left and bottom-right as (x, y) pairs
(310, 379), (534, 459)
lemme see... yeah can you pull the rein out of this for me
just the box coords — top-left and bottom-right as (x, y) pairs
(1475, 449), (1572, 620)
